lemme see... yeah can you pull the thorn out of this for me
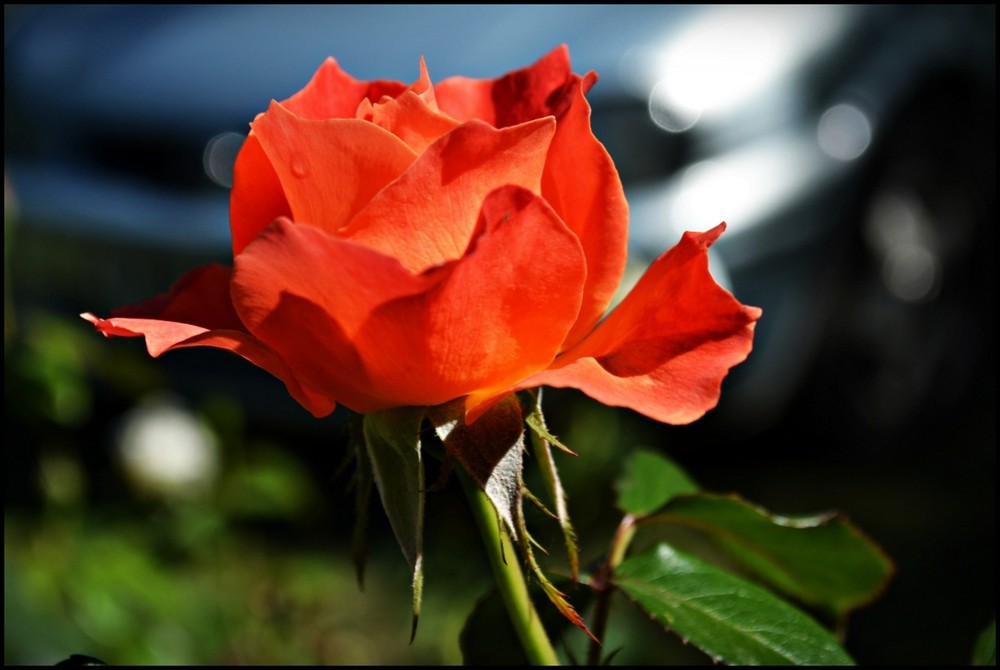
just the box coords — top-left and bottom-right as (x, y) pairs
(409, 613), (419, 645)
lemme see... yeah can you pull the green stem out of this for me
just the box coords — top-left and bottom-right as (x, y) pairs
(587, 514), (637, 666)
(460, 470), (560, 666)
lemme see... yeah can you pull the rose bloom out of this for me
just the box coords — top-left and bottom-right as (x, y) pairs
(83, 46), (760, 425)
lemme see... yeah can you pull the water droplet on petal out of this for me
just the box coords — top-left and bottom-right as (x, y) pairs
(290, 158), (307, 178)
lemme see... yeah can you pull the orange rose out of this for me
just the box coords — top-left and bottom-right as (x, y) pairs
(82, 46), (760, 425)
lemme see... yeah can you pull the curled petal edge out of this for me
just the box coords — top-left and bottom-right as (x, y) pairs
(80, 264), (336, 419)
(473, 223), (762, 426)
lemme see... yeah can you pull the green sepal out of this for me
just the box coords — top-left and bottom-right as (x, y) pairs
(522, 390), (576, 456)
(523, 389), (580, 582)
(515, 505), (597, 643)
(361, 407), (427, 640)
(429, 395), (524, 541)
(432, 394), (592, 639)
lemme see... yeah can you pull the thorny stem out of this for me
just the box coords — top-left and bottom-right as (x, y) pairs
(587, 514), (637, 666)
(459, 470), (560, 666)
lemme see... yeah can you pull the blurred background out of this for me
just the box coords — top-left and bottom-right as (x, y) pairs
(5, 4), (995, 665)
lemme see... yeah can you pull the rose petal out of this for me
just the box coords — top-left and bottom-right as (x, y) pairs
(436, 45), (627, 348)
(282, 56), (408, 121)
(229, 134), (292, 258)
(376, 185), (585, 407)
(229, 59), (417, 257)
(233, 186), (585, 414)
(80, 264), (334, 417)
(515, 224), (762, 425)
(339, 117), (555, 273)
(365, 59), (460, 153)
(434, 45), (575, 127)
(232, 218), (437, 412)
(251, 101), (418, 238)
(542, 69), (629, 349)
(369, 89), (460, 154)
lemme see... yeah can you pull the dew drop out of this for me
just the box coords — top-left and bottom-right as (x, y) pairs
(290, 158), (308, 178)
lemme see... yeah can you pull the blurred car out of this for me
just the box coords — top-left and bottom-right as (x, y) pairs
(5, 4), (995, 434)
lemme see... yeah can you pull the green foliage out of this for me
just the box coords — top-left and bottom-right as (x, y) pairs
(973, 618), (996, 666)
(5, 512), (461, 664)
(218, 444), (322, 521)
(596, 449), (899, 664)
(614, 543), (854, 665)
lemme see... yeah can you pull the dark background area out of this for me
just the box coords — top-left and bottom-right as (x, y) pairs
(5, 5), (994, 665)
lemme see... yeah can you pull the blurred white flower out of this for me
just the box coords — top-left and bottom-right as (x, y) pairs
(116, 393), (219, 498)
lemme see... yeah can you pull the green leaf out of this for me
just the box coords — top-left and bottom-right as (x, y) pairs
(614, 543), (854, 665)
(646, 494), (894, 620)
(615, 449), (700, 517)
(973, 618), (995, 666)
(362, 407), (426, 640)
